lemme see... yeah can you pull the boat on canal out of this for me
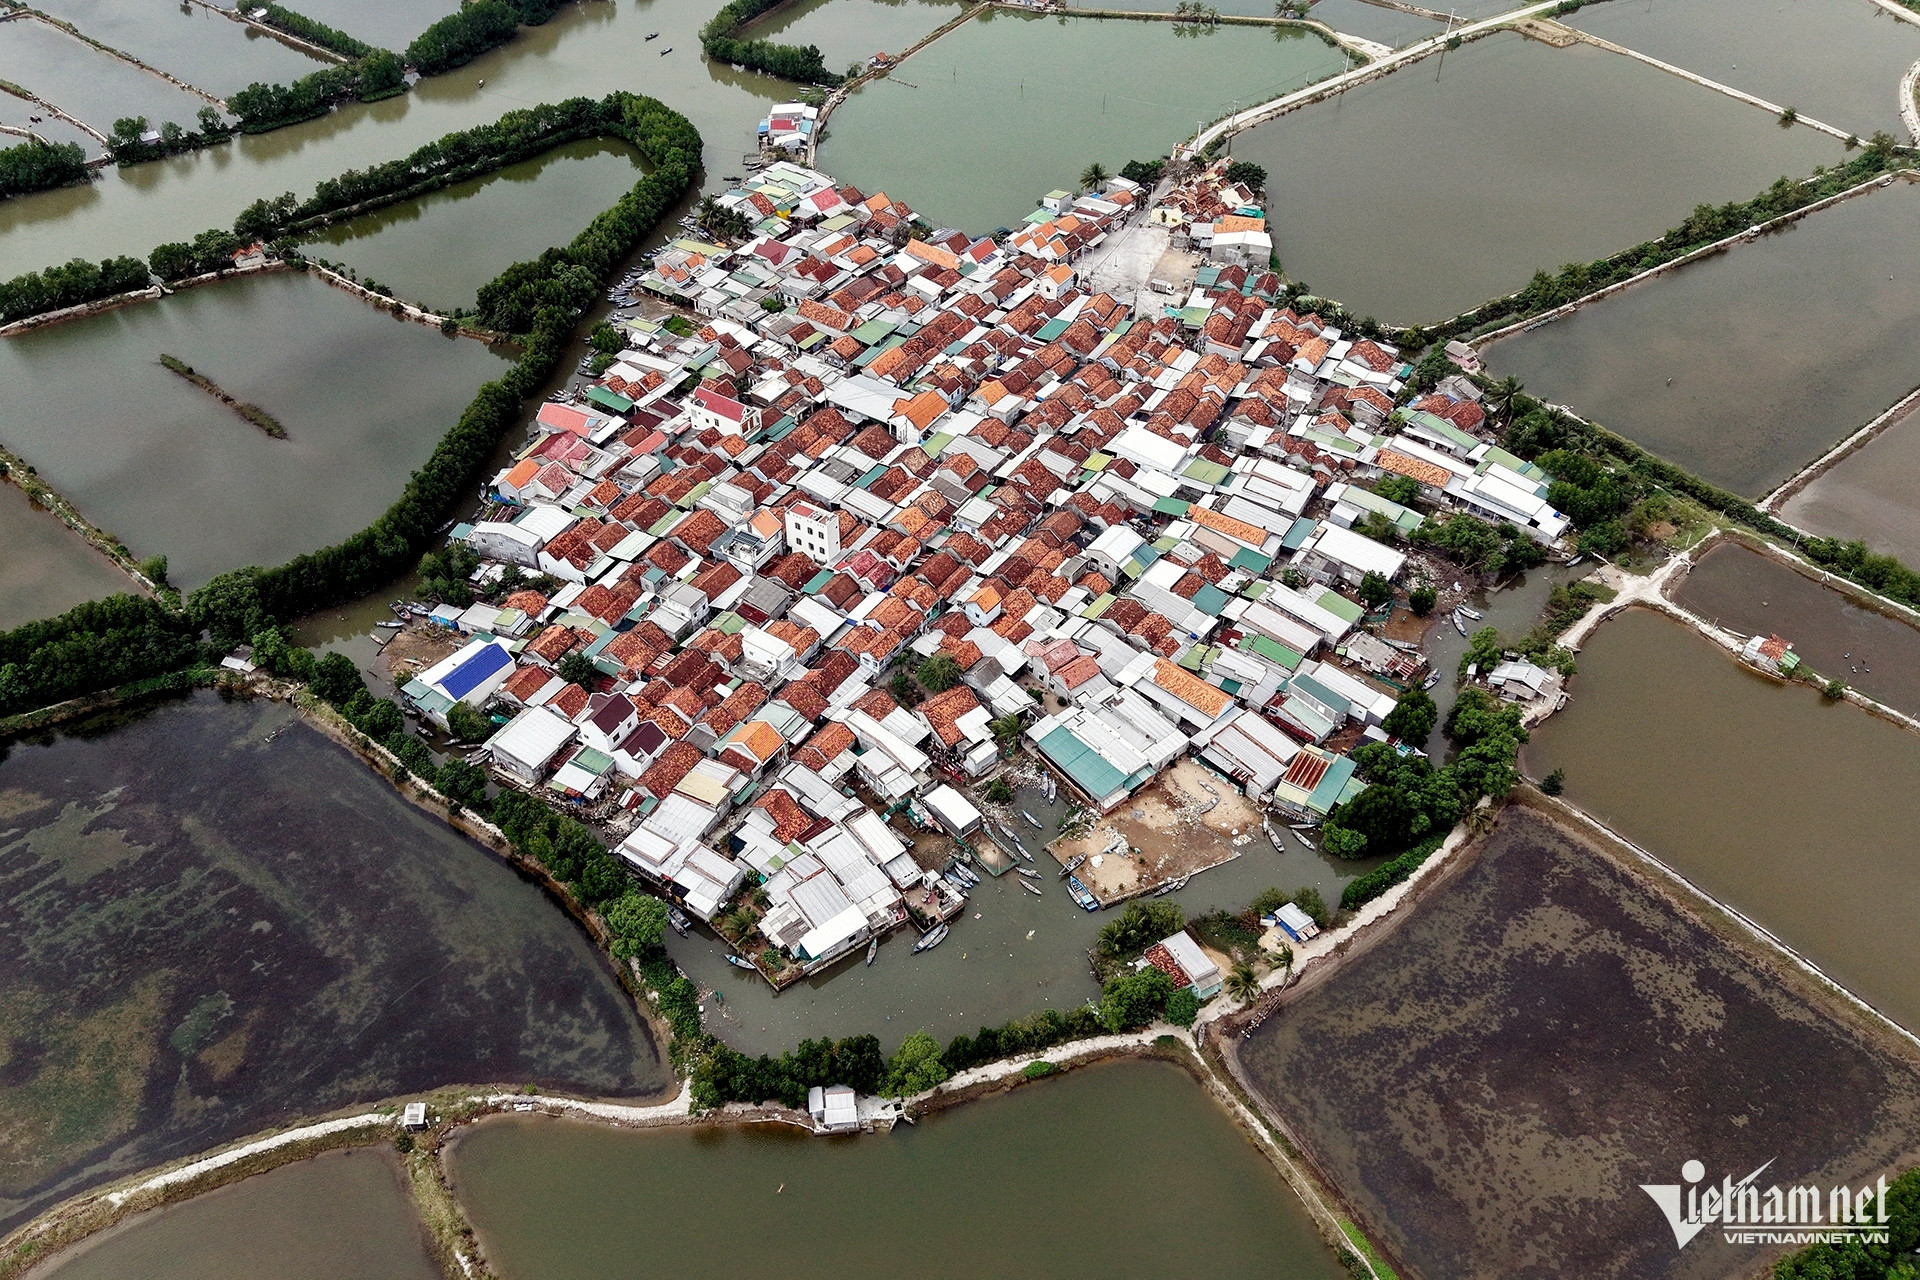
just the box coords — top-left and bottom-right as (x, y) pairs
(1016, 866), (1040, 880)
(1067, 876), (1099, 912)
(1421, 670), (1442, 690)
(866, 937), (878, 965)
(1020, 879), (1042, 897)
(1451, 610), (1468, 635)
(667, 906), (691, 937)
(1152, 874), (1189, 897)
(1456, 604), (1484, 621)
(1059, 852), (1087, 878)
(913, 923), (949, 954)
(1021, 810), (1043, 830)
(725, 953), (756, 971)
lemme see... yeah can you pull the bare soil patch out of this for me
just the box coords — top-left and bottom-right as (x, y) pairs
(1232, 805), (1920, 1280)
(1050, 759), (1262, 901)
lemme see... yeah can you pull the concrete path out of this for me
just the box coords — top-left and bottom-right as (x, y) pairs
(1902, 56), (1920, 145)
(1573, 29), (1853, 141)
(104, 1113), (392, 1206)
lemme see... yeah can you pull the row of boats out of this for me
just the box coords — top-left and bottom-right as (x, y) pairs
(1449, 602), (1484, 636)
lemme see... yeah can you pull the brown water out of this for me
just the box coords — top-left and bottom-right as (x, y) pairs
(30, 0), (329, 99)
(1229, 33), (1842, 323)
(1779, 400), (1920, 564)
(819, 12), (1349, 234)
(0, 18), (208, 142)
(741, 0), (958, 74)
(0, 482), (139, 631)
(1523, 607), (1920, 1033)
(25, 1148), (437, 1280)
(0, 96), (104, 160)
(449, 1059), (1348, 1280)
(0, 691), (667, 1233)
(0, 271), (511, 589)
(1570, 0), (1920, 139)
(1486, 179), (1920, 498)
(0, 0), (790, 281)
(292, 0), (465, 53)
(1672, 540), (1920, 718)
(302, 136), (647, 312)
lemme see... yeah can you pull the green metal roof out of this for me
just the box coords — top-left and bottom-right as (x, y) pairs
(1191, 583), (1230, 616)
(1307, 756), (1358, 816)
(1082, 592), (1116, 620)
(1181, 459), (1230, 486)
(1315, 590), (1364, 625)
(585, 385), (633, 413)
(850, 318), (896, 344)
(1152, 497), (1191, 516)
(1229, 547), (1272, 574)
(1280, 517), (1318, 551)
(1035, 317), (1070, 342)
(1036, 725), (1132, 802)
(1241, 633), (1304, 670)
(802, 568), (835, 594)
(1083, 451), (1112, 472)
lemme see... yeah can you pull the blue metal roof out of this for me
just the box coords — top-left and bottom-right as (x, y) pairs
(440, 642), (512, 700)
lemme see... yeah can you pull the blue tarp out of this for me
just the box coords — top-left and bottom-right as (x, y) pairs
(440, 642), (512, 700)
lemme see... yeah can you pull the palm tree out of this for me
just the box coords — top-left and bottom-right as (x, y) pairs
(1079, 161), (1110, 193)
(1226, 959), (1260, 1004)
(1487, 373), (1524, 425)
(1206, 4), (1220, 22)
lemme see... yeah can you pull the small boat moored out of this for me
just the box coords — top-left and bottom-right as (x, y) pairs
(725, 953), (756, 971)
(1456, 604), (1484, 621)
(667, 906), (691, 937)
(1421, 670), (1442, 691)
(866, 937), (878, 965)
(912, 923), (949, 954)
(1020, 810), (1043, 830)
(1451, 610), (1468, 636)
(1016, 866), (1040, 880)
(1020, 879), (1042, 897)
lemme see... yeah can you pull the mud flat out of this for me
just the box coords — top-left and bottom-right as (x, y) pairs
(1232, 804), (1920, 1280)
(0, 692), (666, 1235)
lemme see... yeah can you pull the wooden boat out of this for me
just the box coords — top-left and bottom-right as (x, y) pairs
(1020, 879), (1042, 897)
(646, 31), (659, 38)
(667, 906), (691, 937)
(1020, 810), (1043, 829)
(375, 619), (402, 629)
(1066, 876), (1099, 911)
(1451, 611), (1468, 636)
(1152, 875), (1189, 898)
(1456, 604), (1484, 621)
(725, 954), (756, 971)
(1016, 867), (1040, 880)
(1421, 670), (1442, 691)
(866, 938), (878, 965)
(912, 923), (949, 954)
(1059, 852), (1087, 879)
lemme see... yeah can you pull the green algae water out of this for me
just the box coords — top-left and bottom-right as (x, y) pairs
(0, 692), (667, 1233)
(1523, 607), (1920, 1034)
(449, 1058), (1348, 1280)
(26, 1149), (437, 1280)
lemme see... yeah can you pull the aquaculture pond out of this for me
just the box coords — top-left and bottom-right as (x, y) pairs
(0, 18), (208, 145)
(449, 1058), (1349, 1280)
(0, 0), (795, 279)
(1236, 806), (1920, 1280)
(25, 1148), (438, 1280)
(1485, 178), (1920, 499)
(292, 0), (467, 55)
(739, 0), (961, 74)
(301, 136), (650, 312)
(1568, 0), (1920, 139)
(29, 0), (330, 99)
(1523, 607), (1920, 1035)
(0, 270), (511, 590)
(1229, 32), (1840, 323)
(0, 691), (667, 1234)
(818, 11), (1350, 233)
(1778, 397), (1920, 565)
(0, 482), (138, 633)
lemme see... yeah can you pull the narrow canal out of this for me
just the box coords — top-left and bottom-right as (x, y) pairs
(25, 1148), (438, 1280)
(447, 1058), (1349, 1280)
(1522, 606), (1920, 1035)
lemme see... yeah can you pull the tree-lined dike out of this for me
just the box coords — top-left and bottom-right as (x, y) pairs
(1525, 605), (1920, 1034)
(0, 691), (667, 1237)
(0, 19), (209, 156)
(447, 1059), (1346, 1280)
(1484, 177), (1920, 500)
(0, 270), (511, 589)
(286, 0), (463, 56)
(1227, 31), (1842, 324)
(300, 135), (648, 313)
(1230, 803), (1920, 1280)
(735, 0), (959, 77)
(21, 1147), (439, 1280)
(1564, 0), (1920, 139)
(24, 0), (332, 99)
(816, 11), (1348, 235)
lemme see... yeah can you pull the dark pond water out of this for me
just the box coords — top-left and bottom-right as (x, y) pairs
(0, 691), (666, 1234)
(0, 482), (139, 633)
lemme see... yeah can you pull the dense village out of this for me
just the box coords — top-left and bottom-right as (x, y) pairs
(366, 152), (1578, 992)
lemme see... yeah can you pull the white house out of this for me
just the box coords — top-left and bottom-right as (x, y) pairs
(486, 706), (578, 783)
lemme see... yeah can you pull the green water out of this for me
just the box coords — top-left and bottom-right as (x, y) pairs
(27, 1149), (438, 1280)
(30, 0), (329, 99)
(0, 271), (510, 589)
(819, 11), (1349, 232)
(0, 482), (138, 630)
(1523, 607), (1920, 1034)
(1486, 179), (1920, 499)
(449, 1059), (1348, 1280)
(302, 136), (648, 312)
(740, 0), (959, 74)
(0, 18), (208, 142)
(1570, 0), (1920, 139)
(1230, 33), (1842, 322)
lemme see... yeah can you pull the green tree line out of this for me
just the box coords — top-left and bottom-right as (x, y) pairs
(1772, 1165), (1918, 1280)
(227, 52), (405, 133)
(0, 139), (88, 200)
(258, 3), (375, 58)
(700, 0), (839, 86)
(406, 0), (565, 74)
(0, 254), (150, 324)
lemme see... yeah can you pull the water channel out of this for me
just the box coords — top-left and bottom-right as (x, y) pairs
(1486, 178), (1920, 499)
(0, 18), (208, 147)
(819, 12), (1350, 234)
(28, 0), (329, 99)
(1671, 540), (1920, 719)
(1228, 32), (1841, 323)
(301, 136), (649, 313)
(0, 481), (139, 632)
(0, 691), (666, 1233)
(25, 1148), (438, 1280)
(448, 1058), (1349, 1280)
(0, 270), (512, 590)
(1567, 0), (1920, 139)
(1522, 606), (1920, 1035)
